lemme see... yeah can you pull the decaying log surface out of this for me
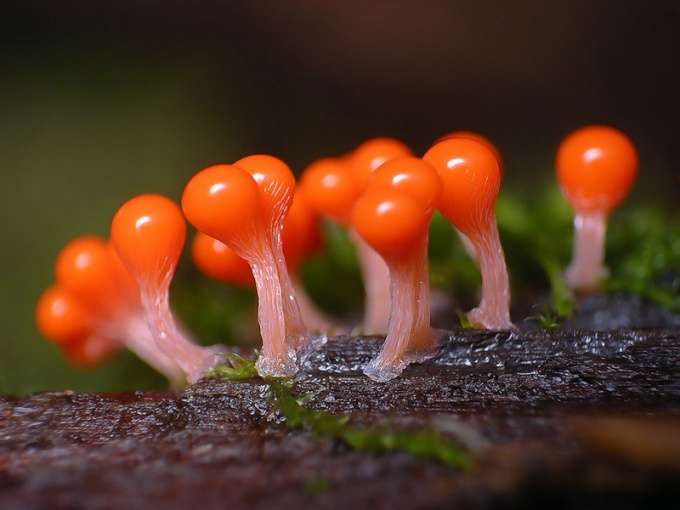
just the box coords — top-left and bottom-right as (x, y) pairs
(1, 330), (679, 509)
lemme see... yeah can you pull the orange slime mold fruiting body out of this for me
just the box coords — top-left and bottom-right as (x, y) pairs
(556, 125), (639, 293)
(55, 236), (138, 319)
(423, 137), (514, 331)
(433, 131), (504, 176)
(352, 187), (441, 382)
(36, 285), (96, 346)
(351, 157), (443, 381)
(111, 194), (224, 384)
(48, 235), (184, 384)
(191, 232), (255, 289)
(347, 138), (414, 333)
(299, 157), (360, 225)
(348, 137), (413, 191)
(299, 149), (392, 334)
(431, 132), (504, 263)
(183, 160), (318, 378)
(234, 155), (319, 368)
(35, 285), (120, 368)
(191, 192), (338, 335)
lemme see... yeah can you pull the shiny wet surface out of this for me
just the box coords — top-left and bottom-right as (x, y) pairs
(1, 329), (678, 509)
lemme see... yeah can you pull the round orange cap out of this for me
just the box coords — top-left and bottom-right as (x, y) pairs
(556, 125), (638, 214)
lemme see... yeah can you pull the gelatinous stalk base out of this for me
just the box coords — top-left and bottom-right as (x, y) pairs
(466, 219), (515, 331)
(117, 314), (185, 388)
(351, 230), (392, 334)
(140, 276), (226, 384)
(564, 210), (609, 294)
(364, 235), (441, 382)
(247, 234), (321, 378)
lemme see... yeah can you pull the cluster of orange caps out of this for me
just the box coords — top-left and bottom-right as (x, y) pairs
(36, 125), (638, 384)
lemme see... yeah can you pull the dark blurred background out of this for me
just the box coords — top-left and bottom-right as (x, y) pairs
(1, 1), (679, 393)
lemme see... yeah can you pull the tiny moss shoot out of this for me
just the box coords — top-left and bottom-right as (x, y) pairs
(455, 309), (473, 330)
(208, 352), (260, 380)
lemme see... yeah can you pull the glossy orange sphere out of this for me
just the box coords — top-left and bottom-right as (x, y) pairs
(351, 189), (432, 259)
(107, 243), (141, 304)
(191, 232), (254, 288)
(35, 285), (93, 345)
(282, 191), (324, 271)
(182, 164), (261, 244)
(61, 335), (119, 368)
(55, 235), (134, 315)
(349, 137), (413, 190)
(299, 157), (360, 225)
(364, 157), (442, 212)
(433, 131), (504, 175)
(556, 125), (638, 214)
(110, 194), (186, 286)
(233, 154), (295, 221)
(423, 137), (501, 236)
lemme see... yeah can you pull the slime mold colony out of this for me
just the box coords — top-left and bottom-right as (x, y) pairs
(37, 126), (638, 384)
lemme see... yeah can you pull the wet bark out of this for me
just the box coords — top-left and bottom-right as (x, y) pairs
(1, 328), (679, 509)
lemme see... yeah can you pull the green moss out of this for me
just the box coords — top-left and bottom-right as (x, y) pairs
(455, 309), (473, 330)
(605, 208), (680, 312)
(212, 356), (471, 467)
(269, 378), (470, 467)
(208, 353), (260, 380)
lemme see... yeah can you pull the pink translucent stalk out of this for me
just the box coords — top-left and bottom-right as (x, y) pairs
(364, 234), (442, 382)
(563, 210), (609, 293)
(457, 231), (478, 262)
(350, 230), (392, 333)
(238, 158), (326, 376)
(465, 219), (514, 330)
(244, 233), (313, 377)
(53, 233), (206, 385)
(111, 313), (185, 387)
(182, 162), (323, 379)
(423, 136), (513, 331)
(137, 273), (225, 384)
(270, 224), (321, 358)
(111, 194), (227, 385)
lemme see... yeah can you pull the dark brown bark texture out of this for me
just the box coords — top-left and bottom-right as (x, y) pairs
(1, 330), (679, 509)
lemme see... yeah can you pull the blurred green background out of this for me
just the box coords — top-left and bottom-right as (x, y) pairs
(1, 1), (679, 394)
